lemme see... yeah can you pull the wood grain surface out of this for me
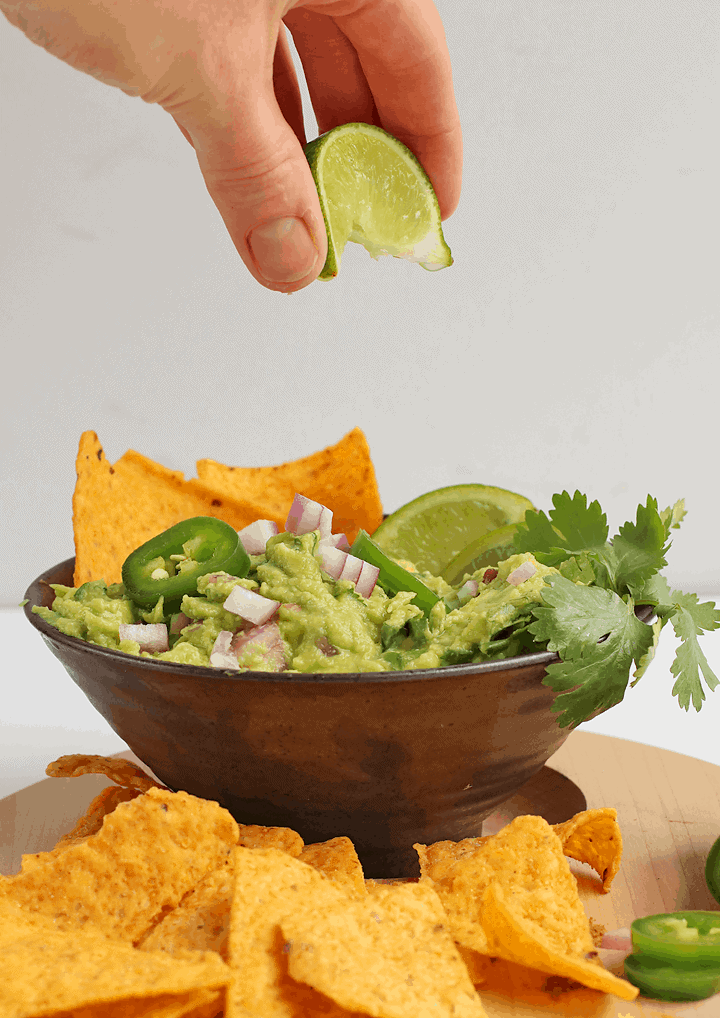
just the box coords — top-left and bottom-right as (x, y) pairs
(2, 731), (719, 1017)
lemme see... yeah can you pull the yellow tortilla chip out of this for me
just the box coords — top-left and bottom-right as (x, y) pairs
(281, 880), (489, 1018)
(196, 427), (383, 544)
(237, 823), (304, 857)
(46, 752), (162, 792)
(299, 836), (366, 896)
(54, 784), (142, 850)
(0, 787), (238, 942)
(139, 855), (235, 960)
(227, 846), (355, 1018)
(480, 882), (638, 1001)
(72, 432), (270, 586)
(0, 897), (230, 1018)
(552, 807), (623, 892)
(417, 816), (636, 1001)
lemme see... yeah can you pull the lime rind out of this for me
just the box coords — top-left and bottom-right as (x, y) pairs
(372, 484), (535, 577)
(304, 123), (452, 279)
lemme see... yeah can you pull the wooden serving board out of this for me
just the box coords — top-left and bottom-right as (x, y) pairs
(2, 731), (720, 1017)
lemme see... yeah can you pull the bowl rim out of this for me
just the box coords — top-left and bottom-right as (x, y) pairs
(23, 556), (652, 687)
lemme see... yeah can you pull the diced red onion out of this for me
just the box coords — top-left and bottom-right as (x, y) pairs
(339, 555), (363, 584)
(223, 585), (279, 626)
(209, 630), (240, 670)
(231, 622), (286, 672)
(317, 544), (378, 598)
(507, 561), (537, 586)
(282, 602), (301, 614)
(600, 928), (631, 952)
(119, 623), (169, 653)
(238, 519), (278, 555)
(355, 561), (380, 598)
(596, 928), (633, 971)
(457, 579), (479, 601)
(315, 636), (339, 657)
(285, 493), (333, 539)
(169, 611), (192, 635)
(317, 544), (347, 579)
(321, 533), (350, 552)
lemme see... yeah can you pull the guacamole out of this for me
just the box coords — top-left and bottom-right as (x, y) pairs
(33, 530), (558, 673)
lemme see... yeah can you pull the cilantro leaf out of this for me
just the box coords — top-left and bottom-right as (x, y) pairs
(528, 576), (654, 728)
(660, 498), (687, 538)
(597, 496), (668, 597)
(667, 590), (720, 711)
(514, 491), (608, 566)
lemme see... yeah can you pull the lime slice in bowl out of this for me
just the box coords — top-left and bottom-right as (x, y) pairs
(441, 523), (520, 586)
(372, 484), (535, 577)
(304, 123), (452, 279)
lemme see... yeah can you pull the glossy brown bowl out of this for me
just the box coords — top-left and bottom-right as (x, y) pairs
(26, 557), (587, 877)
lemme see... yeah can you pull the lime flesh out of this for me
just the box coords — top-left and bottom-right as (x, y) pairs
(372, 485), (535, 577)
(442, 523), (521, 586)
(304, 123), (452, 279)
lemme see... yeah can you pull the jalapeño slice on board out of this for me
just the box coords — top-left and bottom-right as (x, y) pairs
(122, 517), (250, 611)
(624, 911), (720, 1001)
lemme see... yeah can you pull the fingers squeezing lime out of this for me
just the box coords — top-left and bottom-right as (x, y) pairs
(304, 123), (452, 279)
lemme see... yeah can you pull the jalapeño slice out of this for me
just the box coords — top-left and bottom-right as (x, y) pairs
(630, 911), (720, 967)
(624, 953), (720, 1002)
(706, 836), (720, 906)
(122, 517), (250, 610)
(350, 530), (440, 616)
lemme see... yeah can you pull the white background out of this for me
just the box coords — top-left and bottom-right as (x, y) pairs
(2, 1), (719, 790)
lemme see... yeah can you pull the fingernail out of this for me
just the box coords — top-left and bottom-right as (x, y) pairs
(247, 217), (318, 283)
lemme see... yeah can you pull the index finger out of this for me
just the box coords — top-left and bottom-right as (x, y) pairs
(305, 0), (462, 217)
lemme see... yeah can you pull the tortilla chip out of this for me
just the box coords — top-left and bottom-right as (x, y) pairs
(72, 432), (271, 586)
(139, 855), (235, 960)
(0, 787), (238, 942)
(196, 428), (383, 544)
(54, 784), (142, 849)
(480, 882), (638, 1001)
(227, 846), (357, 1018)
(46, 752), (162, 792)
(237, 823), (304, 857)
(282, 880), (489, 1018)
(552, 807), (623, 892)
(0, 897), (230, 1018)
(299, 837), (366, 897)
(417, 816), (636, 1001)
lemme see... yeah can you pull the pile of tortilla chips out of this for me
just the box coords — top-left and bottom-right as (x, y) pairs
(0, 756), (639, 1017)
(72, 429), (384, 586)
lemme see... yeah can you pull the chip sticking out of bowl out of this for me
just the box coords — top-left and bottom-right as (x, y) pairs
(71, 428), (383, 587)
(196, 426), (383, 545)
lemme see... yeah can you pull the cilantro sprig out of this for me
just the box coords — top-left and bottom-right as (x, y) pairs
(514, 492), (720, 728)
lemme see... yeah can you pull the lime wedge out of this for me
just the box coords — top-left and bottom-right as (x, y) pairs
(304, 123), (452, 279)
(372, 484), (534, 577)
(441, 523), (520, 586)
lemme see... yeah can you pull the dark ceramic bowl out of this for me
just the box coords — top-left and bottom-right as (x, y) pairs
(24, 557), (629, 877)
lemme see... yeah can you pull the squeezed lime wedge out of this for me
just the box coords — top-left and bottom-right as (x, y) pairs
(371, 484), (534, 577)
(304, 123), (452, 279)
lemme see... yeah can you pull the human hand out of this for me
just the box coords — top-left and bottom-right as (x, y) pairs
(2, 0), (462, 293)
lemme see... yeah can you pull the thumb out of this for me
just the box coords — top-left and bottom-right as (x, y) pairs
(170, 52), (327, 293)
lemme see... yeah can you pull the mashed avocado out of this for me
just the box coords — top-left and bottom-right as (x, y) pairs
(33, 531), (558, 673)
